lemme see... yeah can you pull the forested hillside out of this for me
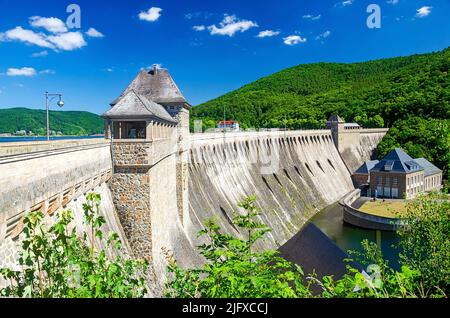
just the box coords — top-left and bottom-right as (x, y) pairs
(0, 108), (103, 136)
(191, 47), (450, 178)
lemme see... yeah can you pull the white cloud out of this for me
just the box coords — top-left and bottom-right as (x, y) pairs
(303, 14), (321, 20)
(86, 27), (104, 38)
(29, 16), (67, 33)
(283, 35), (307, 46)
(416, 6), (432, 18)
(338, 0), (354, 7)
(6, 67), (37, 77)
(47, 31), (87, 51)
(207, 14), (258, 37)
(31, 50), (48, 57)
(316, 30), (331, 40)
(257, 30), (280, 38)
(39, 69), (55, 75)
(139, 7), (162, 22)
(387, 0), (399, 4)
(1, 25), (87, 51)
(2, 26), (54, 49)
(193, 25), (206, 31)
(106, 68), (114, 72)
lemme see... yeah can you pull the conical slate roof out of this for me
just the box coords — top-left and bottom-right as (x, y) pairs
(111, 67), (189, 107)
(102, 89), (176, 124)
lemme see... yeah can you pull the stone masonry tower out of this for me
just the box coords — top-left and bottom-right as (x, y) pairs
(327, 114), (345, 151)
(327, 114), (361, 154)
(110, 65), (191, 225)
(102, 66), (190, 265)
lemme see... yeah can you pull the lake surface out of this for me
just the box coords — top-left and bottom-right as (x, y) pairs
(0, 136), (104, 143)
(310, 202), (400, 269)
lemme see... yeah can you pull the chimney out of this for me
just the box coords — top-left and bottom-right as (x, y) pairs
(152, 64), (158, 75)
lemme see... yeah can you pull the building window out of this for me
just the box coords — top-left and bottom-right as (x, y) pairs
(377, 176), (382, 186)
(392, 177), (398, 188)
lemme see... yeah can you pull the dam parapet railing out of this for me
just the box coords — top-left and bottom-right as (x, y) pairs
(0, 139), (113, 242)
(190, 129), (332, 143)
(360, 128), (389, 134)
(0, 138), (111, 159)
(340, 189), (402, 232)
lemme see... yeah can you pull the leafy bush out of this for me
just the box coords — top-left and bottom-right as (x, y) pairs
(0, 193), (148, 298)
(165, 196), (313, 298)
(398, 191), (450, 296)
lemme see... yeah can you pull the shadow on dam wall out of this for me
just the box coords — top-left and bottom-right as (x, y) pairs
(184, 131), (356, 252)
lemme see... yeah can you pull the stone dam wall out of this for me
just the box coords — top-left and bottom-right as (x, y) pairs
(0, 127), (387, 294)
(184, 130), (355, 252)
(0, 140), (130, 286)
(340, 129), (388, 173)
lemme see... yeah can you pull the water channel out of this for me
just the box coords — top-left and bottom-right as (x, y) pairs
(310, 202), (401, 270)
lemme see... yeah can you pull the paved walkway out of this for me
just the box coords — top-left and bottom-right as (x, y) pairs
(352, 196), (371, 209)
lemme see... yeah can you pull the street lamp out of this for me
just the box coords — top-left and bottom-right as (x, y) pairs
(45, 91), (64, 141)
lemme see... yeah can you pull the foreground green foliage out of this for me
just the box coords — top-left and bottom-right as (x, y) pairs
(165, 197), (313, 297)
(166, 193), (449, 298)
(0, 107), (103, 136)
(320, 240), (422, 298)
(191, 47), (450, 177)
(398, 191), (450, 296)
(0, 193), (148, 298)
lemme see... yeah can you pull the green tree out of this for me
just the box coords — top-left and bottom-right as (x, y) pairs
(397, 191), (450, 296)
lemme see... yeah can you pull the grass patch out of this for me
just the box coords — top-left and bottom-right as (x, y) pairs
(359, 200), (406, 218)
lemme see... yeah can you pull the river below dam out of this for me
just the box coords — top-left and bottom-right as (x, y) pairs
(309, 202), (401, 270)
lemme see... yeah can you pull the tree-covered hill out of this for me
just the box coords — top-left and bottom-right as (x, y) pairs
(0, 108), (104, 136)
(191, 47), (450, 177)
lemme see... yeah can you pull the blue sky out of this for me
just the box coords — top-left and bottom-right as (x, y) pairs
(0, 0), (449, 114)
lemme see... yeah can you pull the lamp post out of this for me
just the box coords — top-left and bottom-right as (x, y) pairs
(45, 91), (64, 141)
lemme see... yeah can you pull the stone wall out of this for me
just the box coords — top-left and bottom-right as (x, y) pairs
(341, 189), (401, 231)
(0, 139), (112, 242)
(184, 130), (355, 253)
(110, 167), (152, 260)
(339, 129), (388, 173)
(112, 141), (151, 166)
(0, 182), (131, 287)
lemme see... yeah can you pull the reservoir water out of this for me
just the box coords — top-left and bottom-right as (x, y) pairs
(0, 136), (104, 143)
(310, 202), (400, 269)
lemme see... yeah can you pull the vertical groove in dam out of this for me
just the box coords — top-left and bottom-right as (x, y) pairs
(186, 132), (356, 250)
